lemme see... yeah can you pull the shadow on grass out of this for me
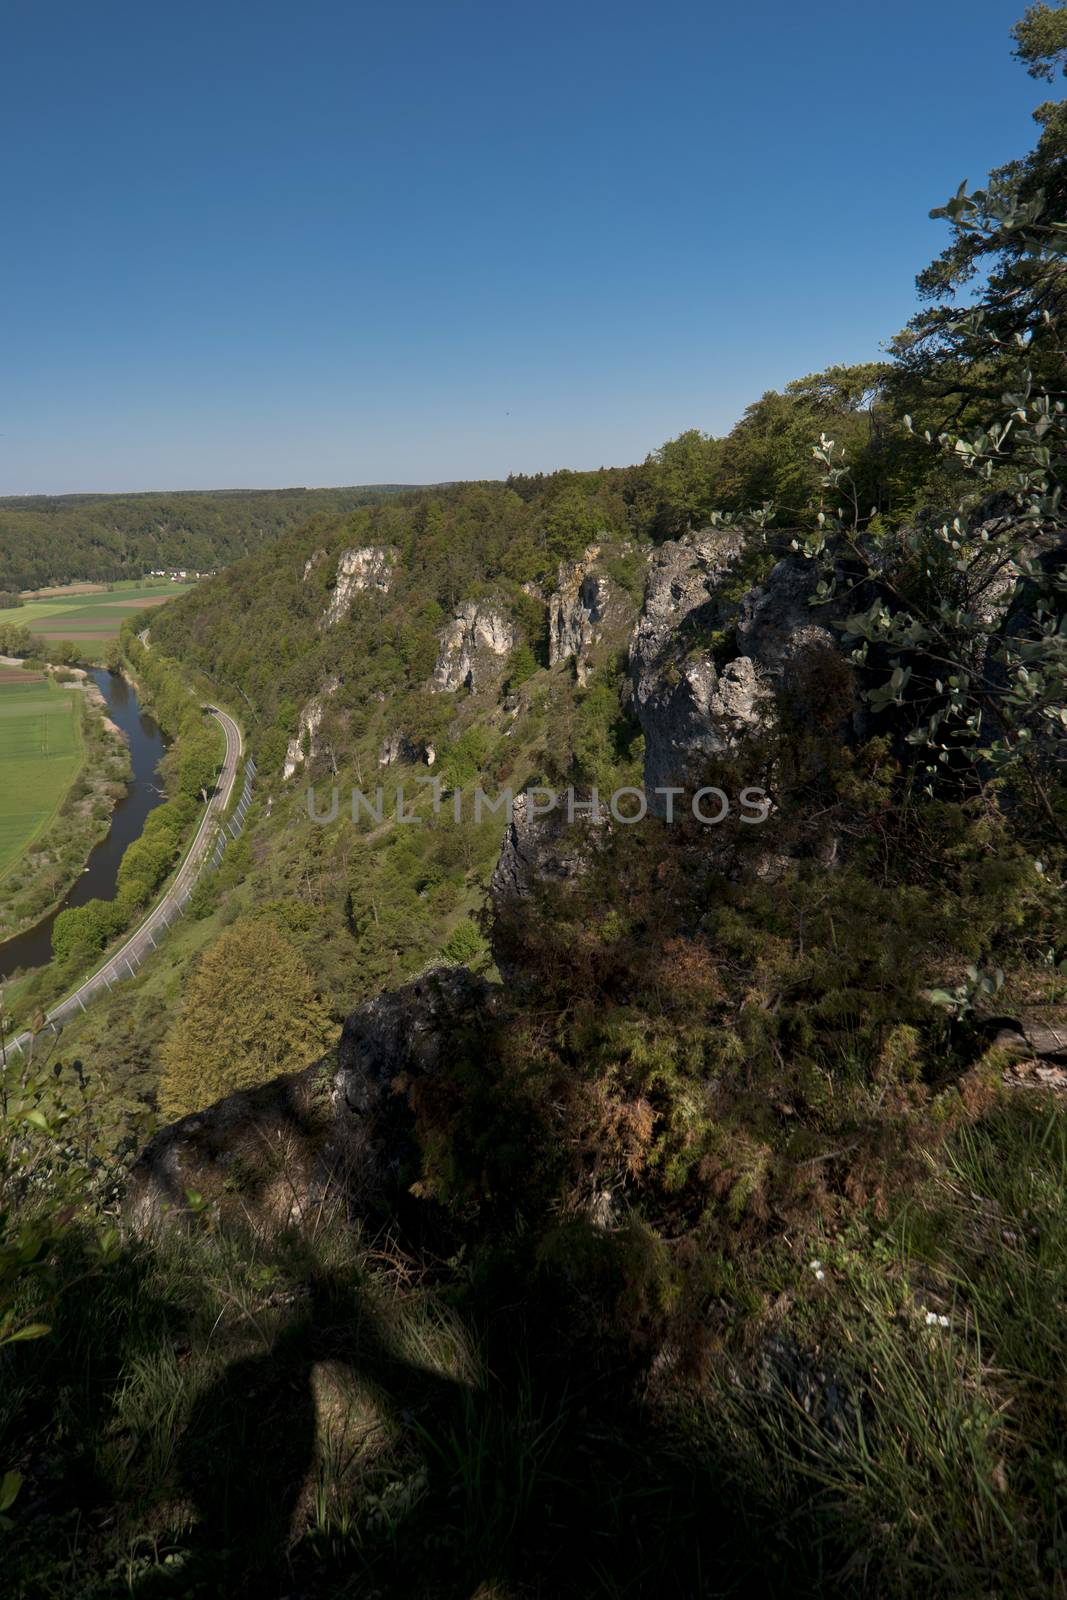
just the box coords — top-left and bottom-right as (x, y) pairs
(5, 1232), (835, 1600)
(129, 1258), (819, 1600)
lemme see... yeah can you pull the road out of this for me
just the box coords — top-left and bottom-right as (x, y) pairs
(5, 706), (243, 1059)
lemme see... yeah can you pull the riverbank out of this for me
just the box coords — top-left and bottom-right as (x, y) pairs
(0, 663), (132, 947)
(0, 660), (173, 989)
(2, 704), (242, 1051)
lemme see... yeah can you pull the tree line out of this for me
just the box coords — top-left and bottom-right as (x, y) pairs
(0, 485), (413, 592)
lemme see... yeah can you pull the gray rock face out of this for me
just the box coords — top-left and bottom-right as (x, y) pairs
(322, 546), (399, 626)
(127, 967), (493, 1234)
(548, 562), (590, 666)
(490, 793), (602, 906)
(334, 966), (491, 1119)
(986, 1013), (1067, 1063)
(735, 558), (842, 684)
(302, 548), (328, 582)
(629, 531), (767, 808)
(283, 675), (340, 780)
(378, 731), (436, 767)
(489, 792), (608, 979)
(629, 537), (857, 811)
(432, 602), (515, 692)
(548, 548), (637, 681)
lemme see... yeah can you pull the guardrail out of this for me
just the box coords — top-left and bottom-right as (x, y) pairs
(210, 756), (255, 867)
(5, 754), (256, 1057)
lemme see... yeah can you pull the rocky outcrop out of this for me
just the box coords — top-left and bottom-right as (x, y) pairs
(489, 792), (608, 979)
(629, 531), (762, 808)
(334, 966), (491, 1121)
(432, 602), (514, 692)
(984, 1012), (1067, 1063)
(322, 546), (399, 626)
(548, 547), (635, 681)
(378, 731), (436, 767)
(302, 548), (328, 582)
(127, 967), (494, 1234)
(490, 793), (602, 906)
(630, 535), (857, 811)
(283, 676), (340, 780)
(734, 559), (844, 687)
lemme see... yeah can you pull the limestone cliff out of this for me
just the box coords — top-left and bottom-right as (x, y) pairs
(378, 730), (436, 767)
(629, 534), (859, 811)
(282, 675), (340, 781)
(432, 602), (514, 692)
(547, 545), (637, 681)
(129, 528), (872, 1231)
(322, 545), (399, 627)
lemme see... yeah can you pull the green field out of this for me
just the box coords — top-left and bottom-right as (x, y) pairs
(13, 581), (192, 657)
(0, 673), (85, 879)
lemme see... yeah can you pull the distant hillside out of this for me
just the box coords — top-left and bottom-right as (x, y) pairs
(0, 485), (416, 590)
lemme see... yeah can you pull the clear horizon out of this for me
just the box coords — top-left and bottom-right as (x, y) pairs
(2, 0), (1041, 496)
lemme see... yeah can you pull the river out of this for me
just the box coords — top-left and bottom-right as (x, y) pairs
(0, 670), (167, 980)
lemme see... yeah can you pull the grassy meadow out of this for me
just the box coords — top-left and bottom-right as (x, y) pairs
(0, 670), (85, 881)
(14, 579), (192, 658)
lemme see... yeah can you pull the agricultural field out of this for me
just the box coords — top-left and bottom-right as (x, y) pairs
(13, 580), (192, 657)
(0, 670), (84, 880)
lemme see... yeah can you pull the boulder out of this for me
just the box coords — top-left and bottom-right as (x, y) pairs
(127, 967), (494, 1234)
(984, 1012), (1067, 1062)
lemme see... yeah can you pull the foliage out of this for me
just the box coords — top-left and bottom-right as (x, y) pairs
(51, 898), (125, 965)
(3, 15), (1066, 1598)
(645, 429), (721, 535)
(176, 719), (222, 800)
(0, 486), (412, 592)
(158, 917), (334, 1118)
(441, 917), (489, 968)
(784, 26), (1067, 836)
(0, 620), (33, 656)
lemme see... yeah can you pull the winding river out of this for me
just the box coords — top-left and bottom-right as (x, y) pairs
(0, 670), (167, 980)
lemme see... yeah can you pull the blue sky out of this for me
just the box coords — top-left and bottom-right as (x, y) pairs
(1, 0), (1042, 494)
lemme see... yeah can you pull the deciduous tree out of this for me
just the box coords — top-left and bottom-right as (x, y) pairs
(158, 917), (334, 1118)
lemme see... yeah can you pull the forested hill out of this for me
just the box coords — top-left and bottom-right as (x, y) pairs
(0, 484), (415, 590)
(6, 9), (1067, 1597)
(143, 347), (994, 766)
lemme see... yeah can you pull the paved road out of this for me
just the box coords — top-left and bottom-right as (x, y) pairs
(5, 706), (242, 1059)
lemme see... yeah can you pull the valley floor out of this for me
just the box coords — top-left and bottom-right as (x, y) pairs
(0, 669), (85, 881)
